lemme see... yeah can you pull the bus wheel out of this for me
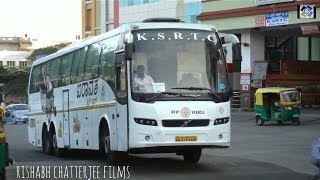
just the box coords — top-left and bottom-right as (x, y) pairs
(182, 149), (202, 164)
(102, 125), (118, 165)
(52, 129), (65, 157)
(42, 129), (53, 155)
(277, 120), (283, 125)
(256, 116), (264, 126)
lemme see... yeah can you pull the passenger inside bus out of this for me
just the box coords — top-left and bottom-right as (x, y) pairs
(132, 65), (155, 93)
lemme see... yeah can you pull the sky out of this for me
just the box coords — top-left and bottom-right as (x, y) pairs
(0, 0), (82, 46)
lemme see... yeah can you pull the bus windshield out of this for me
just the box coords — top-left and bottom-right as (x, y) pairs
(130, 29), (230, 102)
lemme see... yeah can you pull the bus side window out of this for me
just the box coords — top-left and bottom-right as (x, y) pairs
(49, 58), (61, 88)
(30, 65), (41, 93)
(84, 43), (101, 81)
(74, 47), (87, 83)
(99, 39), (116, 90)
(60, 53), (73, 86)
(70, 50), (79, 84)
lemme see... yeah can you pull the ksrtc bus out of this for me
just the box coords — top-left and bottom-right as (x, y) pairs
(28, 18), (240, 164)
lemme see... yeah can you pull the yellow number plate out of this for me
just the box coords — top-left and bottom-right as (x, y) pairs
(175, 136), (197, 142)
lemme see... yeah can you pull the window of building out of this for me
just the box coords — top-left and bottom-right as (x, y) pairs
(297, 37), (320, 61)
(184, 2), (201, 23)
(119, 0), (159, 7)
(7, 61), (15, 67)
(19, 61), (28, 67)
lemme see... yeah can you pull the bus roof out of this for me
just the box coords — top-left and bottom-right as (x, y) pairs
(31, 22), (216, 67)
(255, 87), (297, 94)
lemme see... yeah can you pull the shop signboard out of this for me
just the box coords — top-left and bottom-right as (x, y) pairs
(301, 24), (319, 35)
(266, 12), (289, 26)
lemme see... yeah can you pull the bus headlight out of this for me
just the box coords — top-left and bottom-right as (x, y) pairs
(134, 118), (158, 126)
(214, 117), (230, 125)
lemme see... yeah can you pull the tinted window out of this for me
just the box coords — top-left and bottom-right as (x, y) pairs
(84, 43), (101, 81)
(48, 59), (61, 87)
(29, 65), (41, 93)
(71, 47), (87, 83)
(99, 37), (118, 89)
(60, 53), (73, 86)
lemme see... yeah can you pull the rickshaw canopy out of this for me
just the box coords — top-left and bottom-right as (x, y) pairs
(255, 87), (299, 106)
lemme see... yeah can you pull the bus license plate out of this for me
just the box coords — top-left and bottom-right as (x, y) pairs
(175, 136), (197, 142)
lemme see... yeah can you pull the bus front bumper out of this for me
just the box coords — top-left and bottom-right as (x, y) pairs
(129, 125), (230, 150)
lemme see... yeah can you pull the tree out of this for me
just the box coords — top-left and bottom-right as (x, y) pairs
(28, 42), (71, 61)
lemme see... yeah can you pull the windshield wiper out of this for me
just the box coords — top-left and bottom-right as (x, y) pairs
(172, 87), (223, 102)
(171, 87), (211, 90)
(147, 91), (181, 103)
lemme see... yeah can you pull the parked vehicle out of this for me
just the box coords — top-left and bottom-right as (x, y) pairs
(254, 87), (301, 126)
(4, 104), (28, 124)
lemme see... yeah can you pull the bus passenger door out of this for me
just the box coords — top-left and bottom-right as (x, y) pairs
(62, 89), (70, 147)
(115, 54), (128, 151)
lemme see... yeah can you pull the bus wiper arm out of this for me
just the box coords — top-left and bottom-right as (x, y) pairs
(171, 87), (211, 90)
(148, 91), (181, 102)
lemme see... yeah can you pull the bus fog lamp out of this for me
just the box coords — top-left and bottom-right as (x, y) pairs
(145, 135), (150, 141)
(219, 134), (223, 139)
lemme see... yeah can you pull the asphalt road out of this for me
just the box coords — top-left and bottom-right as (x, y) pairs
(3, 109), (320, 180)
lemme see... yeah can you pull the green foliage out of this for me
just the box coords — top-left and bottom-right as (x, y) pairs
(0, 67), (30, 97)
(28, 42), (72, 61)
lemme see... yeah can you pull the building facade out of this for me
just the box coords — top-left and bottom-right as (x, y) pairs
(198, 0), (320, 108)
(81, 0), (202, 37)
(0, 36), (32, 52)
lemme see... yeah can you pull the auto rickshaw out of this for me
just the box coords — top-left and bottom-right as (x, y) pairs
(0, 106), (11, 180)
(254, 87), (301, 126)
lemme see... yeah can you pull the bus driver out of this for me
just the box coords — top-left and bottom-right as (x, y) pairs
(132, 65), (155, 93)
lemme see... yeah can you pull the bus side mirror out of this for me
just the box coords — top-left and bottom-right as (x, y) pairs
(125, 44), (133, 61)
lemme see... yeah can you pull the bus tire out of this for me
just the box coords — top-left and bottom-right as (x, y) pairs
(52, 129), (65, 157)
(42, 128), (53, 155)
(101, 123), (119, 165)
(182, 149), (202, 164)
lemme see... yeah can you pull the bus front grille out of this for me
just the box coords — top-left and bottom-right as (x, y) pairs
(162, 119), (210, 127)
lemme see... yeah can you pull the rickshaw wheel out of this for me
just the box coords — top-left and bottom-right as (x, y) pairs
(277, 120), (283, 125)
(293, 119), (300, 126)
(256, 116), (264, 126)
(0, 168), (6, 180)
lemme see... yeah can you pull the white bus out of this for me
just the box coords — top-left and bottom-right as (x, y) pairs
(28, 18), (240, 164)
